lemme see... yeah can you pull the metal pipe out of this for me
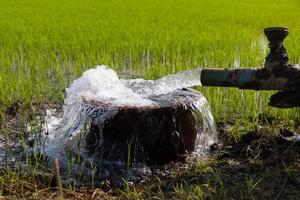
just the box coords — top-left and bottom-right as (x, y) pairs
(199, 27), (300, 108)
(201, 66), (300, 91)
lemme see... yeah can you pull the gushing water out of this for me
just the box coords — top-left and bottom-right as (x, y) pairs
(32, 65), (216, 183)
(123, 68), (202, 96)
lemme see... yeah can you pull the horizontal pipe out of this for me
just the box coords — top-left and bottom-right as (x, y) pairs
(200, 68), (290, 90)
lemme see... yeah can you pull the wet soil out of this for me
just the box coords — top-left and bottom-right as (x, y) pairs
(1, 105), (300, 199)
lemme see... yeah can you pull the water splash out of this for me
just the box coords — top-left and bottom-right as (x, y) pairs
(38, 65), (217, 183)
(123, 68), (202, 96)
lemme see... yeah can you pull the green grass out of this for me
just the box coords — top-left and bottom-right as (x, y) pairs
(1, 0), (300, 120)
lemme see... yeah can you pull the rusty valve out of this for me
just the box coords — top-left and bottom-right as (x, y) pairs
(264, 27), (289, 70)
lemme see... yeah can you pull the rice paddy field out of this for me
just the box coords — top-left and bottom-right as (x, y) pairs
(1, 0), (300, 199)
(1, 0), (300, 121)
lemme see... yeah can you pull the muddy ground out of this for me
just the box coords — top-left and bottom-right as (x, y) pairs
(0, 104), (300, 199)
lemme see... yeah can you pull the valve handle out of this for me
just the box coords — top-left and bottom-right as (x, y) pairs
(264, 27), (289, 68)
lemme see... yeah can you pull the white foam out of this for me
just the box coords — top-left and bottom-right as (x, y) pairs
(64, 65), (202, 108)
(65, 65), (156, 107)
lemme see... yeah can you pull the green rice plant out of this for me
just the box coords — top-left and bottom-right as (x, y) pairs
(227, 120), (258, 142)
(0, 0), (300, 122)
(119, 179), (144, 200)
(245, 176), (261, 198)
(88, 159), (97, 190)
